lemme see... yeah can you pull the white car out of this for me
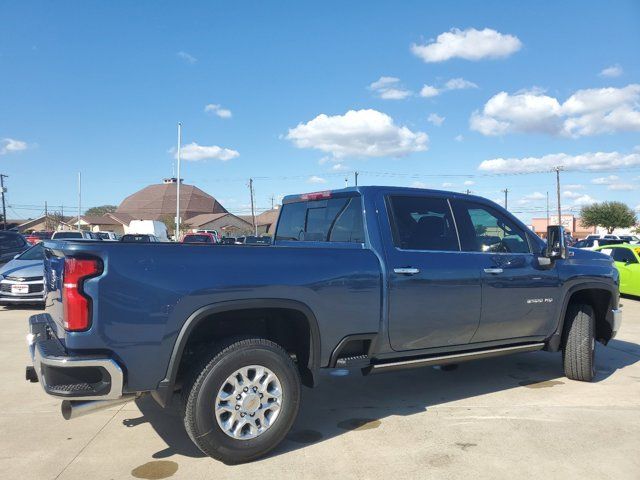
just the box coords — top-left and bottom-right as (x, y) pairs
(51, 231), (101, 240)
(127, 220), (169, 241)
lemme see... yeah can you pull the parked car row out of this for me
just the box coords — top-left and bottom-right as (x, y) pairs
(0, 243), (45, 306)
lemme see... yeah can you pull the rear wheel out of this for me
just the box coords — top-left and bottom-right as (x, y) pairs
(182, 337), (301, 464)
(562, 304), (596, 382)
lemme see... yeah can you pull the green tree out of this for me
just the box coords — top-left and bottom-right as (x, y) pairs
(84, 205), (118, 216)
(580, 201), (637, 234)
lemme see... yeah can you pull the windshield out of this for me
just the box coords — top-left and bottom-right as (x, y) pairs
(17, 243), (44, 260)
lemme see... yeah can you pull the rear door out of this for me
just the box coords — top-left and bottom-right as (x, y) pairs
(451, 199), (560, 343)
(382, 194), (482, 351)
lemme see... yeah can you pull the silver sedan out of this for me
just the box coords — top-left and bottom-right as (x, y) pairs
(0, 243), (45, 306)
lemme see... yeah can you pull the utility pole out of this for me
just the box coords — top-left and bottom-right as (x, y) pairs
(465, 189), (471, 195)
(354, 171), (359, 186)
(176, 122), (182, 241)
(269, 194), (275, 210)
(249, 178), (257, 236)
(0, 174), (7, 230)
(45, 201), (48, 231)
(77, 172), (82, 231)
(502, 188), (509, 210)
(344, 176), (348, 188)
(554, 166), (563, 224)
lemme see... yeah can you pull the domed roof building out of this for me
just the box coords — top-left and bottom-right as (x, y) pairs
(116, 178), (227, 221)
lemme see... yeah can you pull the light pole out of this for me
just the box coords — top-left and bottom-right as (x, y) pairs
(176, 122), (182, 241)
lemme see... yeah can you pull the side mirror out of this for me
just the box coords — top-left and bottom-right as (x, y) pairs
(546, 225), (567, 260)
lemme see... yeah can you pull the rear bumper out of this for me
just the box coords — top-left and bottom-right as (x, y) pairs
(27, 314), (124, 401)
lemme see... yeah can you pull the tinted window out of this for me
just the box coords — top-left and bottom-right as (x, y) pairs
(0, 232), (25, 248)
(121, 234), (151, 243)
(184, 235), (213, 243)
(276, 196), (364, 243)
(611, 248), (637, 264)
(454, 201), (530, 254)
(53, 232), (82, 239)
(387, 196), (459, 251)
(17, 243), (44, 260)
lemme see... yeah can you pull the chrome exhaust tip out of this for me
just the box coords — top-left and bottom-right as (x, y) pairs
(61, 394), (138, 420)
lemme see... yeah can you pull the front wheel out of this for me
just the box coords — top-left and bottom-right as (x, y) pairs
(182, 338), (301, 464)
(562, 304), (596, 382)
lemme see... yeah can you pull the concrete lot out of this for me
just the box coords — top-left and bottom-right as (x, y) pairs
(1, 301), (639, 480)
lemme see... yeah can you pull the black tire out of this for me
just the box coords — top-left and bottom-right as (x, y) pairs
(181, 337), (301, 464)
(562, 304), (596, 382)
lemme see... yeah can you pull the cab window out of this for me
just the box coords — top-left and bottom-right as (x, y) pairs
(386, 196), (459, 251)
(453, 201), (530, 254)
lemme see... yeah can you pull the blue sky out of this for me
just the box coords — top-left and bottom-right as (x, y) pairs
(1, 0), (639, 222)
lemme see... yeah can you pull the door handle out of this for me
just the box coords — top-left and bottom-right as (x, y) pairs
(394, 267), (420, 275)
(484, 268), (503, 274)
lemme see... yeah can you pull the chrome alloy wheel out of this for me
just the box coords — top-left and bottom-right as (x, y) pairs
(215, 365), (283, 440)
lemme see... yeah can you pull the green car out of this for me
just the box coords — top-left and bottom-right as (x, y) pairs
(595, 243), (640, 296)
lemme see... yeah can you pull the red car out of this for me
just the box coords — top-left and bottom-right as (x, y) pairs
(25, 231), (53, 245)
(181, 232), (217, 244)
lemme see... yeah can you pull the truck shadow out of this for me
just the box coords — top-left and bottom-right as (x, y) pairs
(129, 343), (639, 462)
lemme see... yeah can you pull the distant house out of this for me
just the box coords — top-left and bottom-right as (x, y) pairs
(185, 213), (253, 237)
(239, 207), (280, 236)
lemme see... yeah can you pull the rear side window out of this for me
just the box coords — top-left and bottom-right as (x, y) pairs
(453, 201), (530, 254)
(387, 196), (459, 251)
(611, 248), (637, 264)
(276, 196), (364, 243)
(53, 232), (82, 239)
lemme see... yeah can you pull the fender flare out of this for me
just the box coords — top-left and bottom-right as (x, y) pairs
(152, 298), (321, 407)
(546, 281), (617, 351)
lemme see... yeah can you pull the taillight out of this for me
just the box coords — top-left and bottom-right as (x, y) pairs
(300, 191), (332, 201)
(63, 258), (102, 331)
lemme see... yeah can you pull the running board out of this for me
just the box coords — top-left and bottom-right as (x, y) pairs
(363, 342), (545, 375)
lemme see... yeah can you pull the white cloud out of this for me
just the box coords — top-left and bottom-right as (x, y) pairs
(563, 190), (583, 199)
(471, 84), (640, 137)
(204, 104), (232, 118)
(411, 28), (522, 63)
(478, 150), (640, 174)
(286, 109), (428, 159)
(419, 77), (478, 98)
(444, 78), (478, 90)
(591, 175), (619, 185)
(564, 184), (584, 190)
(518, 191), (546, 204)
(307, 175), (327, 184)
(411, 181), (428, 189)
(331, 163), (350, 172)
(573, 194), (598, 206)
(369, 76), (412, 100)
(454, 134), (464, 142)
(635, 204), (640, 212)
(608, 183), (635, 191)
(427, 113), (445, 126)
(0, 138), (28, 155)
(177, 51), (197, 64)
(599, 64), (623, 78)
(176, 142), (239, 161)
(419, 85), (440, 98)
(442, 182), (454, 188)
(463, 180), (475, 186)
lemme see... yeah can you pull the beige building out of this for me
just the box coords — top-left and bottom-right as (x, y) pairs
(186, 213), (253, 237)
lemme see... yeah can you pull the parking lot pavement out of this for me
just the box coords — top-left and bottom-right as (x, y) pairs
(1, 302), (639, 480)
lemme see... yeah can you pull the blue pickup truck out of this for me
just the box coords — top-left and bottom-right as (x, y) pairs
(26, 186), (622, 463)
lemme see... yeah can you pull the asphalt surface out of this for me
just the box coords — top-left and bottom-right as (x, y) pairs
(1, 299), (639, 480)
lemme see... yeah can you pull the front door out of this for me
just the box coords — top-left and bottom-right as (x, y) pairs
(450, 200), (561, 343)
(605, 246), (640, 295)
(383, 194), (482, 351)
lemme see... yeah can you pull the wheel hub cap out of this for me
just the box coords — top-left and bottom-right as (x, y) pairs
(215, 365), (283, 440)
